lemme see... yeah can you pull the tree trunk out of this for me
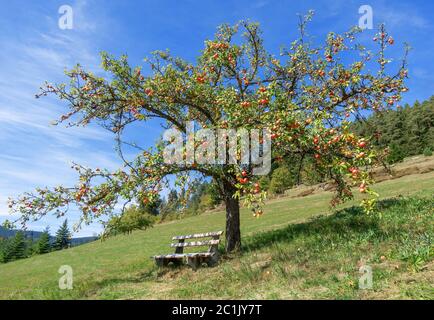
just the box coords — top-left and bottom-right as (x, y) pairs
(223, 187), (241, 253)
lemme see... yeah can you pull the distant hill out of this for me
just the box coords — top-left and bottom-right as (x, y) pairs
(69, 236), (99, 246)
(0, 226), (98, 246)
(0, 226), (43, 239)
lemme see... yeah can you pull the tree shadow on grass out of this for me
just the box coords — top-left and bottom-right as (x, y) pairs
(241, 197), (404, 253)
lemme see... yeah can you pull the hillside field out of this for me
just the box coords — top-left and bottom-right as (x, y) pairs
(0, 162), (433, 299)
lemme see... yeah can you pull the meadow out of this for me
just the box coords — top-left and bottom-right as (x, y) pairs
(0, 164), (433, 299)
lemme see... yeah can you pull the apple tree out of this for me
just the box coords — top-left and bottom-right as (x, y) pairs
(7, 13), (408, 253)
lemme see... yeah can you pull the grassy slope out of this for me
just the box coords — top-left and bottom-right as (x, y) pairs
(0, 170), (433, 299)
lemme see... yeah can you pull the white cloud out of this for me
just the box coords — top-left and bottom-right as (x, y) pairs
(376, 5), (430, 29)
(0, 0), (119, 237)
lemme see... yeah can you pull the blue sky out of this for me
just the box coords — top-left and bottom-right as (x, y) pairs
(0, 0), (433, 237)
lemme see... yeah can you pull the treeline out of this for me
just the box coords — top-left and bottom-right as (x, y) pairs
(0, 220), (72, 264)
(258, 96), (434, 196)
(352, 96), (434, 163)
(159, 182), (221, 219)
(103, 181), (221, 237)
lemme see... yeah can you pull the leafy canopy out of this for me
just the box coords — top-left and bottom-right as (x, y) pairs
(6, 13), (408, 230)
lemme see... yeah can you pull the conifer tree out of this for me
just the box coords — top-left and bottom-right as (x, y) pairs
(7, 232), (27, 261)
(54, 220), (71, 250)
(36, 228), (51, 254)
(0, 237), (9, 263)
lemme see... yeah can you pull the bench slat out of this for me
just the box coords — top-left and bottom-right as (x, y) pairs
(153, 252), (213, 259)
(172, 231), (223, 240)
(170, 239), (219, 248)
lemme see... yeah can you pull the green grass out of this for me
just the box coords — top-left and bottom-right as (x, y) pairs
(0, 171), (433, 299)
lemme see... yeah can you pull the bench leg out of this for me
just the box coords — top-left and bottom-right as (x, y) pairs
(207, 252), (220, 267)
(169, 258), (183, 267)
(187, 257), (200, 271)
(155, 258), (167, 267)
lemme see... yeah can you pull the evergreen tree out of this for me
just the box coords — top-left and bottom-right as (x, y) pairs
(0, 243), (10, 263)
(7, 232), (27, 261)
(54, 220), (71, 250)
(160, 189), (180, 217)
(0, 237), (9, 263)
(389, 109), (408, 154)
(35, 228), (51, 254)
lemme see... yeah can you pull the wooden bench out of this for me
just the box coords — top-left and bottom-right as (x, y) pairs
(152, 231), (223, 270)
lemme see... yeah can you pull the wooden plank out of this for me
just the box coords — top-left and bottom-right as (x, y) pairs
(172, 231), (223, 240)
(152, 252), (213, 259)
(170, 239), (220, 248)
(175, 239), (184, 254)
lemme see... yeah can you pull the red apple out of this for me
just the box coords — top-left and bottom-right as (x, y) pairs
(259, 98), (269, 105)
(358, 140), (367, 148)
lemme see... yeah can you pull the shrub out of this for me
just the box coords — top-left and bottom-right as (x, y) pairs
(387, 143), (406, 164)
(258, 176), (271, 191)
(102, 206), (155, 239)
(423, 147), (433, 156)
(269, 166), (294, 195)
